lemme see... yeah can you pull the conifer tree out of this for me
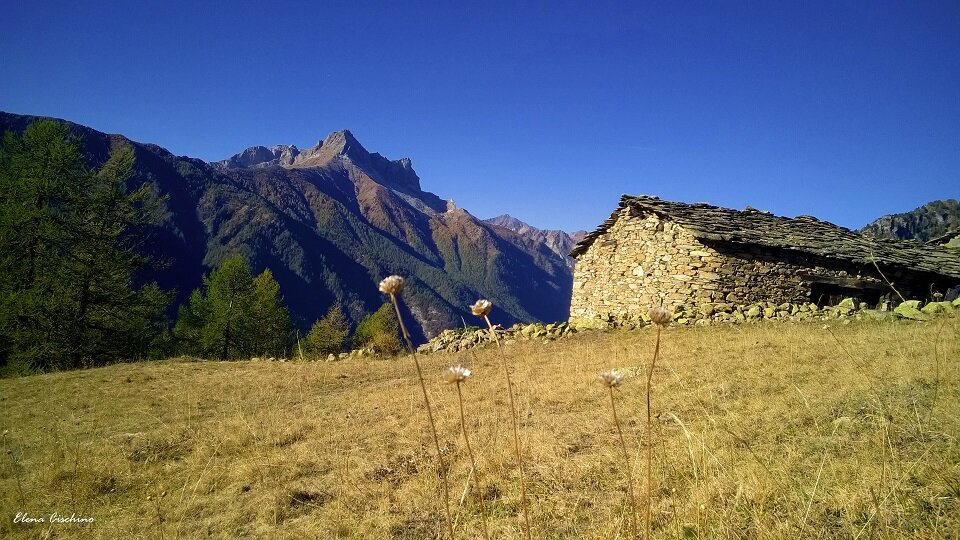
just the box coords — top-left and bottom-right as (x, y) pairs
(63, 144), (171, 366)
(201, 256), (254, 360)
(305, 302), (350, 358)
(0, 121), (169, 372)
(0, 121), (86, 370)
(248, 268), (292, 357)
(351, 302), (401, 356)
(173, 256), (291, 360)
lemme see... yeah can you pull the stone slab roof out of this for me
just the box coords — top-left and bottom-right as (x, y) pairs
(570, 195), (960, 279)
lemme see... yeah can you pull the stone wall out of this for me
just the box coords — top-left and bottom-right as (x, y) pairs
(570, 209), (718, 320)
(570, 209), (890, 321)
(704, 242), (886, 306)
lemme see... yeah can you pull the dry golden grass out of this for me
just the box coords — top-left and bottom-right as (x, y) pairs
(1, 317), (959, 539)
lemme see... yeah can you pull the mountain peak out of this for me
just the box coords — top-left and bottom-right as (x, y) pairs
(216, 144), (300, 169)
(486, 214), (527, 231)
(318, 129), (367, 159)
(290, 129), (371, 169)
(215, 128), (447, 212)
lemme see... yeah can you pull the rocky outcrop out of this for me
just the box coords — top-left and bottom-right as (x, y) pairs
(860, 199), (960, 243)
(220, 130), (448, 214)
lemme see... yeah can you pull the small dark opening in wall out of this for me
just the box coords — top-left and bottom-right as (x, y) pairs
(809, 283), (883, 307)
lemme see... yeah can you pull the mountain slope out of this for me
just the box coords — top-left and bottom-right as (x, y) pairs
(0, 112), (572, 340)
(484, 214), (586, 268)
(860, 199), (960, 242)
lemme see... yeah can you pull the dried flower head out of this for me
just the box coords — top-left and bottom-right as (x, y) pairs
(598, 370), (624, 388)
(443, 365), (472, 384)
(470, 299), (492, 317)
(649, 306), (672, 326)
(378, 275), (405, 295)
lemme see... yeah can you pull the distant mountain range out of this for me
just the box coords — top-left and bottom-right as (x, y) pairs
(483, 215), (586, 269)
(860, 199), (960, 244)
(0, 112), (577, 340)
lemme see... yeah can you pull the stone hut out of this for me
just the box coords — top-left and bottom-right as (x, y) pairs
(569, 195), (960, 321)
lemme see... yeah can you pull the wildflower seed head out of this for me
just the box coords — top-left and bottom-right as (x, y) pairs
(443, 365), (472, 384)
(649, 306), (672, 326)
(598, 370), (623, 388)
(378, 275), (404, 295)
(470, 299), (492, 317)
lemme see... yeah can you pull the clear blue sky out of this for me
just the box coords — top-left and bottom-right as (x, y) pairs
(3, 1), (958, 233)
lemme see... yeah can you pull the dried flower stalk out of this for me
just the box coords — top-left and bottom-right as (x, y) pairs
(599, 370), (637, 539)
(443, 365), (490, 540)
(381, 276), (453, 539)
(472, 299), (532, 540)
(645, 305), (670, 539)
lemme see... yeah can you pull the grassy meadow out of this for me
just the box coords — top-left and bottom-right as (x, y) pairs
(1, 317), (958, 539)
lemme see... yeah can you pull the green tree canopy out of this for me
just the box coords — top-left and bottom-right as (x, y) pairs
(304, 302), (350, 358)
(352, 302), (401, 357)
(0, 121), (170, 374)
(173, 255), (291, 360)
(248, 269), (292, 356)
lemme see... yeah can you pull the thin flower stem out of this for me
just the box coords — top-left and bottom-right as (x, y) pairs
(485, 314), (532, 540)
(390, 294), (454, 540)
(610, 385), (638, 539)
(456, 382), (491, 540)
(645, 326), (662, 540)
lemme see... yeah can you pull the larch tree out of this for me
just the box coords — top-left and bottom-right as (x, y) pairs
(304, 302), (350, 358)
(174, 255), (291, 360)
(0, 121), (169, 373)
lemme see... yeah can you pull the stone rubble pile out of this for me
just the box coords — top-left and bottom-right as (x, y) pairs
(415, 322), (575, 354)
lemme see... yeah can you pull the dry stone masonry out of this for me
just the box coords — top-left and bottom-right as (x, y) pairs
(569, 195), (960, 324)
(410, 296), (960, 355)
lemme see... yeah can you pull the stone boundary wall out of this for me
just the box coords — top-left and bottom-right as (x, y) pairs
(415, 298), (960, 355)
(570, 209), (893, 321)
